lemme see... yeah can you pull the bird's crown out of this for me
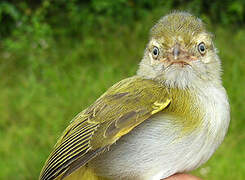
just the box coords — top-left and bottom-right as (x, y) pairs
(151, 12), (206, 40)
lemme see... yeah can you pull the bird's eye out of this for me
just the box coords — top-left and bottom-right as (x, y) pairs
(152, 46), (159, 59)
(198, 42), (206, 55)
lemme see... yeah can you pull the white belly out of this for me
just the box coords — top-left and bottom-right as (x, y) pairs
(90, 86), (230, 180)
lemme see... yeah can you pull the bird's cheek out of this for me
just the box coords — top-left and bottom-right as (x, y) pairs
(201, 55), (212, 64)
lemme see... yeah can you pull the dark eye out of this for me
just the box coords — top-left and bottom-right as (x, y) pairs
(198, 42), (206, 55)
(152, 46), (159, 58)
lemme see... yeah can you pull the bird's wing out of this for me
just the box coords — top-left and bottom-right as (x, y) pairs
(39, 76), (171, 180)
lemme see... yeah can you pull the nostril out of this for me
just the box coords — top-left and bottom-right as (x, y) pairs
(173, 45), (180, 60)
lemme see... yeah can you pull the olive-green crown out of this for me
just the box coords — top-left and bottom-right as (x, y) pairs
(150, 12), (206, 43)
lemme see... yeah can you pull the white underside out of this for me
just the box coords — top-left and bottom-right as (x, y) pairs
(90, 85), (230, 180)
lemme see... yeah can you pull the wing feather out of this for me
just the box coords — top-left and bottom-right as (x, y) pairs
(40, 76), (171, 180)
(40, 121), (99, 180)
(60, 147), (108, 180)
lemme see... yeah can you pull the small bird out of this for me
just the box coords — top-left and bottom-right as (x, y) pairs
(39, 12), (230, 180)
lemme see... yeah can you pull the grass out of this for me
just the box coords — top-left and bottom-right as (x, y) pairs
(0, 15), (245, 179)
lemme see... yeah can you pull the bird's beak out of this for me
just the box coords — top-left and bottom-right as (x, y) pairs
(160, 44), (197, 67)
(173, 44), (181, 60)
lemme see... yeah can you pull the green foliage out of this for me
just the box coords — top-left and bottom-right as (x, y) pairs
(0, 2), (19, 37)
(0, 1), (245, 180)
(0, 0), (244, 39)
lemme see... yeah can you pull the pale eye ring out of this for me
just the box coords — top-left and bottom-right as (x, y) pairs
(198, 42), (206, 55)
(152, 46), (159, 59)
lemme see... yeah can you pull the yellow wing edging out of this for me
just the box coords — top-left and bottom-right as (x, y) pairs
(151, 98), (171, 115)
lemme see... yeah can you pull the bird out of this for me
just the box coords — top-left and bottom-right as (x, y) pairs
(39, 12), (230, 180)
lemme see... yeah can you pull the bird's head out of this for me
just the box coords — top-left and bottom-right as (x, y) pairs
(137, 12), (222, 89)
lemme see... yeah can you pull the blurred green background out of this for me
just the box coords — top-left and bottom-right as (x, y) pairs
(0, 0), (244, 179)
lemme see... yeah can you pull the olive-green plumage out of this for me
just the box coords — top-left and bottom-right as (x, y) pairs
(39, 76), (202, 180)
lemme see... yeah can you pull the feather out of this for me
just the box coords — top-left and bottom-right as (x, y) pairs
(60, 147), (108, 180)
(39, 76), (171, 180)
